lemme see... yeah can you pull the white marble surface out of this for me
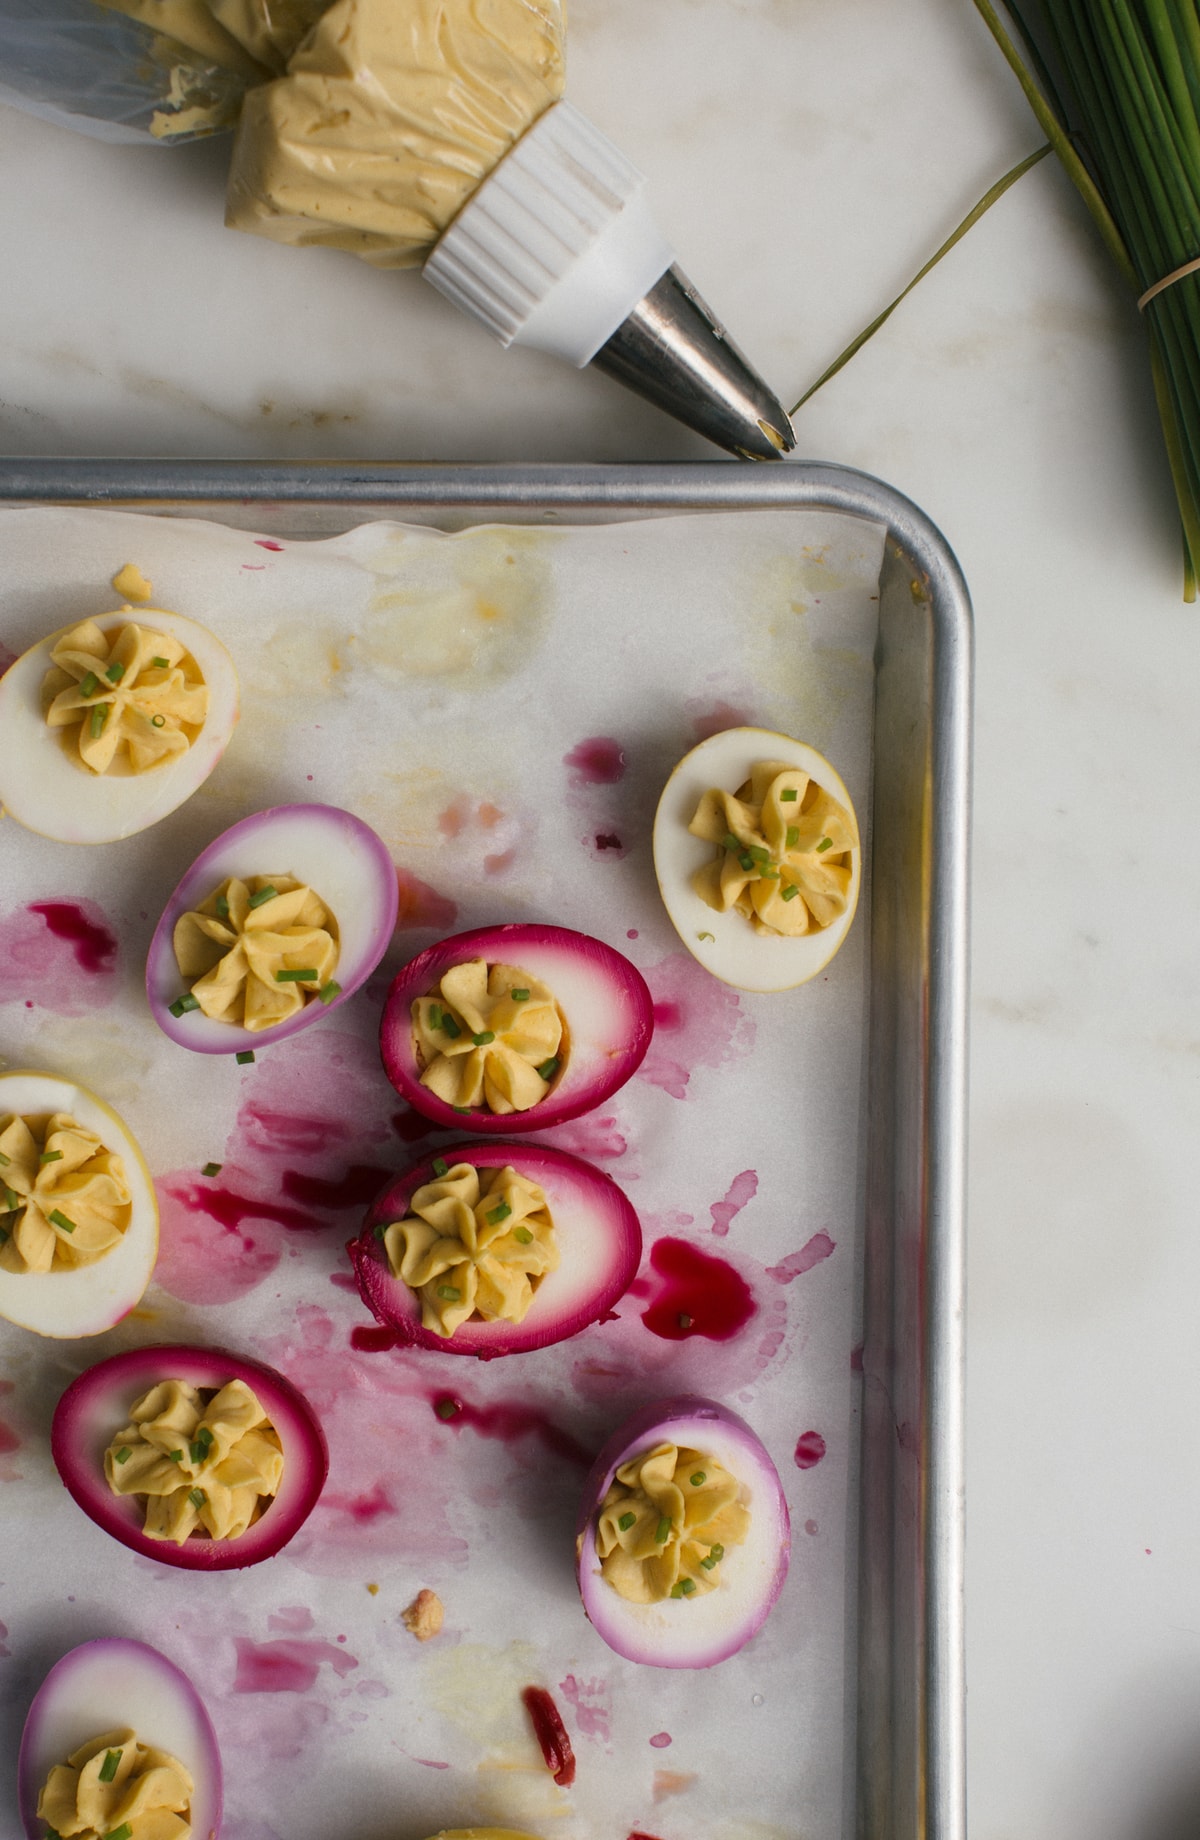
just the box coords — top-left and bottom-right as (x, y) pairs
(2, 2), (1200, 1837)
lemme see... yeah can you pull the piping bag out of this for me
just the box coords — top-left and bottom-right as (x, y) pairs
(0, 0), (795, 460)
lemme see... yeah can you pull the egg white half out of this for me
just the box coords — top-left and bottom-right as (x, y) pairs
(0, 1071), (158, 1338)
(0, 609), (238, 843)
(652, 725), (862, 992)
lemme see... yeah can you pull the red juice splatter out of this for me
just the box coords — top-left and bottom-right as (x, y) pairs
(805, 1519), (819, 1535)
(685, 695), (753, 740)
(709, 1169), (758, 1237)
(27, 903), (117, 973)
(522, 1685), (576, 1786)
(328, 1271), (358, 1291)
(0, 1419), (20, 1454)
(627, 928), (638, 939)
(0, 900), (120, 1015)
(430, 1392), (593, 1466)
(414, 1758), (451, 1769)
(637, 952), (755, 1100)
(351, 1325), (401, 1354)
(438, 799), (468, 838)
(484, 848), (517, 875)
(594, 832), (624, 852)
(395, 866), (458, 931)
(391, 1108), (436, 1145)
(558, 1674), (611, 1743)
(850, 1342), (864, 1372)
(320, 1481), (395, 1524)
(267, 1606), (314, 1634)
(282, 1164), (391, 1209)
(794, 1430), (827, 1469)
(541, 1110), (627, 1162)
(767, 1232), (836, 1283)
(648, 1732), (672, 1749)
(636, 1238), (755, 1342)
(233, 1638), (358, 1693)
(254, 538), (284, 552)
(154, 1178), (282, 1305)
(564, 736), (626, 786)
(630, 1833), (667, 1840)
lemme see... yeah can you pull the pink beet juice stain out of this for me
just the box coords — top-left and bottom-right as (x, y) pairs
(429, 1392), (593, 1466)
(254, 538), (284, 552)
(232, 1637), (358, 1693)
(637, 1238), (755, 1341)
(0, 899), (121, 1015)
(794, 1430), (827, 1469)
(28, 902), (118, 973)
(709, 1169), (758, 1237)
(395, 866), (458, 931)
(564, 736), (626, 786)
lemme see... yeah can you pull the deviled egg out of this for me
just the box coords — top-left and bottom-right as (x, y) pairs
(575, 1396), (790, 1668)
(349, 1141), (642, 1356)
(0, 600), (238, 843)
(18, 1638), (222, 1840)
(380, 924), (653, 1131)
(52, 1343), (328, 1571)
(653, 726), (861, 991)
(146, 803), (399, 1054)
(0, 1070), (158, 1339)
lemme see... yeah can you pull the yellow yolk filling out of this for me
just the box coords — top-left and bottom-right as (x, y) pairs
(595, 1443), (751, 1605)
(41, 619), (209, 777)
(172, 875), (339, 1031)
(104, 1378), (283, 1544)
(38, 1727), (193, 1840)
(412, 961), (563, 1115)
(382, 1161), (558, 1337)
(689, 759), (858, 938)
(0, 1113), (131, 1274)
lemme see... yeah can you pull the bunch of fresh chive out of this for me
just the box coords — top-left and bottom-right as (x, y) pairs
(974, 0), (1200, 596)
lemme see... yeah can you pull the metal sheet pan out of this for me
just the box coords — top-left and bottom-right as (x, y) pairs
(0, 458), (970, 1840)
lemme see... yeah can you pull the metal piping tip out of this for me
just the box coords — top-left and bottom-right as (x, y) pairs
(590, 265), (796, 461)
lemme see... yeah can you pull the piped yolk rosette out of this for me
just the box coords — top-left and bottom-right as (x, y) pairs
(171, 874), (339, 1030)
(689, 760), (857, 938)
(595, 1443), (750, 1605)
(412, 961), (563, 1114)
(379, 1160), (559, 1337)
(41, 619), (209, 777)
(37, 1727), (194, 1840)
(0, 1113), (131, 1275)
(103, 1378), (283, 1545)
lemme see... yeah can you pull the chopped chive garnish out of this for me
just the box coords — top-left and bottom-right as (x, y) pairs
(618, 1511), (636, 1532)
(247, 885), (278, 908)
(151, 714), (166, 728)
(0, 1152), (8, 1167)
(432, 1157), (449, 1177)
(202, 1162), (222, 1177)
(39, 1149), (63, 1163)
(748, 845), (771, 863)
(738, 852), (755, 872)
(759, 867), (780, 878)
(48, 1210), (75, 1233)
(817, 837), (833, 852)
(105, 660), (125, 684)
(216, 895), (230, 918)
(317, 979), (341, 1005)
(452, 1105), (471, 1114)
(429, 1003), (443, 1029)
(690, 1471), (707, 1487)
(168, 1449), (183, 1463)
(436, 1285), (461, 1301)
(471, 1030), (495, 1046)
(89, 703), (108, 740)
(679, 1577), (697, 1596)
(510, 988), (530, 1001)
(44, 1828), (63, 1840)
(700, 1553), (718, 1570)
(236, 1050), (255, 1065)
(487, 1201), (512, 1225)
(655, 1515), (672, 1543)
(513, 1226), (534, 1245)
(189, 1440), (207, 1464)
(98, 1749), (122, 1784)
(697, 931), (715, 942)
(0, 1227), (7, 1243)
(535, 1058), (559, 1081)
(678, 1313), (693, 1330)
(435, 1398), (459, 1420)
(781, 884), (800, 902)
(670, 1581), (686, 1599)
(442, 1015), (461, 1040)
(196, 1426), (213, 1449)
(780, 788), (798, 801)
(151, 656), (170, 669)
(104, 1825), (134, 1840)
(708, 1542), (724, 1562)
(169, 992), (200, 1017)
(3, 1186), (19, 1210)
(373, 1222), (388, 1240)
(115, 1446), (131, 1464)
(79, 671), (100, 697)
(188, 1488), (206, 1508)
(786, 825), (800, 849)
(275, 967), (319, 982)
(722, 831), (742, 851)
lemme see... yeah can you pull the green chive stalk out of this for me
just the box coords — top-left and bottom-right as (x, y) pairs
(974, 0), (1200, 597)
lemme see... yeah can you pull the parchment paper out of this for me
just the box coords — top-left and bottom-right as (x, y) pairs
(0, 502), (885, 1840)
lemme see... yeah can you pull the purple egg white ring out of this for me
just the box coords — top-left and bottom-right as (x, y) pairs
(350, 1140), (642, 1356)
(380, 923), (653, 1132)
(52, 1343), (328, 1571)
(18, 1637), (222, 1840)
(146, 802), (398, 1053)
(575, 1395), (791, 1668)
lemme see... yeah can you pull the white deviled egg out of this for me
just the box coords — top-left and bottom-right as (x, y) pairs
(0, 1070), (158, 1338)
(0, 595), (238, 843)
(653, 725), (862, 992)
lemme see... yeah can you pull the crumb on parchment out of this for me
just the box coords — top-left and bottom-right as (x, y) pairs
(111, 563), (153, 602)
(402, 1587), (444, 1641)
